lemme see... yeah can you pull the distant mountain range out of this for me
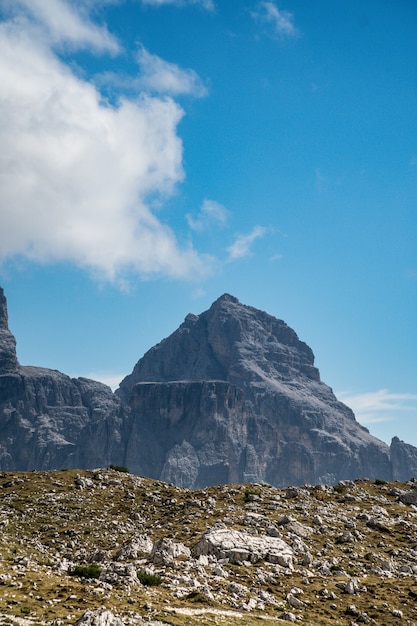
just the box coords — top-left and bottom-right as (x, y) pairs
(0, 286), (416, 487)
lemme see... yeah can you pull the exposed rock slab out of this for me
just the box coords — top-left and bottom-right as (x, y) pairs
(192, 526), (294, 567)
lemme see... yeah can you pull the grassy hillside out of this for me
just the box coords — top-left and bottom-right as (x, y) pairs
(1, 468), (417, 625)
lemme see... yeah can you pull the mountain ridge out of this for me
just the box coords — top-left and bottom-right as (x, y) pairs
(0, 286), (416, 486)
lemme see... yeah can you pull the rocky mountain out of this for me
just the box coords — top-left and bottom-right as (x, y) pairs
(0, 287), (127, 472)
(1, 468), (417, 625)
(115, 293), (413, 487)
(0, 286), (417, 487)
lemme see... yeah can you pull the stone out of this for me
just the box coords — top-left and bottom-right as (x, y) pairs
(286, 592), (305, 608)
(398, 490), (417, 506)
(192, 527), (294, 567)
(99, 562), (139, 588)
(150, 538), (191, 564)
(114, 534), (153, 560)
(74, 608), (124, 625)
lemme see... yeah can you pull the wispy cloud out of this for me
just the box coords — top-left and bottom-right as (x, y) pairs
(186, 199), (229, 232)
(140, 0), (215, 11)
(6, 0), (120, 53)
(252, 2), (298, 39)
(227, 226), (268, 260)
(338, 389), (417, 424)
(0, 1), (212, 283)
(135, 46), (208, 97)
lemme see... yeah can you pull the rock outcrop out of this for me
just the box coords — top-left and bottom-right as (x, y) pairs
(1, 287), (417, 487)
(0, 287), (18, 374)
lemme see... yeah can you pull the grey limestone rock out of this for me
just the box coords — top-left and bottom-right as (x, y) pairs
(2, 288), (417, 487)
(0, 287), (18, 374)
(390, 436), (417, 481)
(0, 289), (128, 471)
(192, 526), (294, 567)
(74, 609), (124, 626)
(117, 294), (404, 487)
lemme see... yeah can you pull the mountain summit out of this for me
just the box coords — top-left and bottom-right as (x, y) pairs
(0, 289), (416, 486)
(118, 293), (320, 392)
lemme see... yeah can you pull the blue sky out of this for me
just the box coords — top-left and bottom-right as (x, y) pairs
(0, 0), (416, 446)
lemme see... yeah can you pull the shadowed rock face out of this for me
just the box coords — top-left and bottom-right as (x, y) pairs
(0, 288), (417, 487)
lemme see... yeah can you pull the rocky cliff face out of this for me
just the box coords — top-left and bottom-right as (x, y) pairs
(0, 287), (18, 374)
(0, 288), (127, 471)
(0, 288), (416, 487)
(117, 294), (398, 487)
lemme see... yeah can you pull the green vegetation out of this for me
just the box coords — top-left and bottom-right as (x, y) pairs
(70, 562), (102, 579)
(109, 463), (129, 473)
(137, 570), (162, 586)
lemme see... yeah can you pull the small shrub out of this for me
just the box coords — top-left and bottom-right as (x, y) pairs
(109, 464), (129, 473)
(244, 489), (260, 502)
(374, 478), (387, 485)
(137, 570), (162, 586)
(70, 562), (102, 579)
(330, 564), (343, 573)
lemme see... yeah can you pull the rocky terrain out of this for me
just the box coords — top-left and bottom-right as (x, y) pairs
(1, 286), (417, 487)
(1, 468), (417, 625)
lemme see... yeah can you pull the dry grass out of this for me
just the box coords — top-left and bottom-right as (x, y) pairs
(1, 470), (417, 624)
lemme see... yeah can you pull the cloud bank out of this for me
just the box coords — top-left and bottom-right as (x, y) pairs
(0, 1), (210, 282)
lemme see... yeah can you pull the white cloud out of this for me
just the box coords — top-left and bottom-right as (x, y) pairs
(227, 226), (267, 260)
(140, 0), (215, 11)
(338, 389), (417, 425)
(0, 3), (212, 282)
(186, 199), (229, 232)
(3, 0), (120, 53)
(136, 46), (208, 97)
(252, 2), (298, 38)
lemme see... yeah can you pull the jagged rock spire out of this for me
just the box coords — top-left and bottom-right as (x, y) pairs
(0, 287), (18, 373)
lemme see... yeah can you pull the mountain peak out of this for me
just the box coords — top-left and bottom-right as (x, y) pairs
(0, 287), (9, 331)
(118, 294), (320, 394)
(0, 287), (18, 374)
(212, 293), (240, 306)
